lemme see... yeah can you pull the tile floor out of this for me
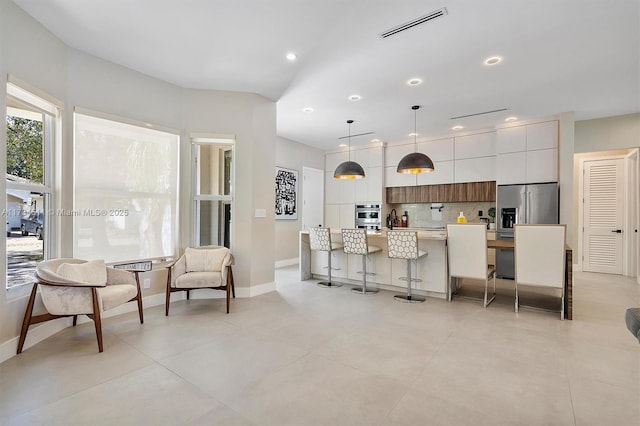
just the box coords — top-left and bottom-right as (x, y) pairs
(1, 267), (639, 425)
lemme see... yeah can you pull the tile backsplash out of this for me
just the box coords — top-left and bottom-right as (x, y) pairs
(388, 202), (495, 228)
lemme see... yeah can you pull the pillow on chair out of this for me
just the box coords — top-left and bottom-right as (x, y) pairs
(57, 259), (108, 285)
(185, 247), (227, 272)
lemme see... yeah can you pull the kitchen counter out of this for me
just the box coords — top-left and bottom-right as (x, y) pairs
(300, 229), (448, 298)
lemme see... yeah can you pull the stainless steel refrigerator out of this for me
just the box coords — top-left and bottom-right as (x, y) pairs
(496, 182), (559, 279)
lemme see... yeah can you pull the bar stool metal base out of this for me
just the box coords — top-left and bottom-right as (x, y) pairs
(351, 286), (378, 295)
(394, 294), (425, 303)
(318, 281), (342, 288)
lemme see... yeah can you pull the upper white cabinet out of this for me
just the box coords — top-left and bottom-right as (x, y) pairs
(496, 152), (526, 184)
(385, 144), (414, 167)
(417, 138), (454, 162)
(454, 157), (495, 183)
(526, 121), (558, 151)
(416, 160), (454, 185)
(355, 166), (383, 202)
(526, 148), (557, 183)
(496, 126), (526, 154)
(454, 132), (495, 159)
(325, 151), (348, 171)
(385, 166), (417, 187)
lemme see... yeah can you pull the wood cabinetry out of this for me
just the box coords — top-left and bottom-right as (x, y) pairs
(386, 181), (496, 203)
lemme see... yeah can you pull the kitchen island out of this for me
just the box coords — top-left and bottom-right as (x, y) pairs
(299, 228), (449, 299)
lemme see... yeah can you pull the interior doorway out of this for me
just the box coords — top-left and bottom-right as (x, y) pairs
(302, 167), (324, 231)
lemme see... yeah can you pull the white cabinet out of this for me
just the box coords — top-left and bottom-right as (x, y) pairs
(385, 144), (414, 167)
(417, 160), (454, 185)
(526, 148), (557, 183)
(526, 121), (558, 151)
(454, 157), (495, 183)
(385, 166), (417, 187)
(339, 204), (354, 228)
(324, 171), (340, 204)
(496, 126), (526, 154)
(495, 121), (558, 185)
(325, 151), (348, 172)
(454, 132), (495, 159)
(324, 204), (339, 228)
(355, 166), (383, 202)
(417, 138), (454, 162)
(496, 152), (526, 185)
(354, 146), (383, 168)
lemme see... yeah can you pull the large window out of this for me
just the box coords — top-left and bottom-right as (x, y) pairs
(192, 136), (234, 248)
(74, 112), (179, 262)
(5, 82), (58, 290)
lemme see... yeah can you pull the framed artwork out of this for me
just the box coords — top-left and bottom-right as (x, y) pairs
(275, 167), (298, 220)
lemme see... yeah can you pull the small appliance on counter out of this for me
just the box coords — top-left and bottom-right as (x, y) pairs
(355, 204), (381, 230)
(401, 211), (408, 227)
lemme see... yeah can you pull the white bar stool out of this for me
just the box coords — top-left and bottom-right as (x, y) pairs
(341, 228), (381, 294)
(387, 230), (427, 303)
(308, 227), (343, 288)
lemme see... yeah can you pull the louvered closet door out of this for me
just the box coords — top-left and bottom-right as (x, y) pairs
(583, 159), (624, 274)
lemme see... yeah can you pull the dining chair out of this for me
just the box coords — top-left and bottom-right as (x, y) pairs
(341, 228), (381, 294)
(387, 230), (427, 303)
(446, 223), (496, 307)
(514, 224), (566, 319)
(308, 227), (343, 288)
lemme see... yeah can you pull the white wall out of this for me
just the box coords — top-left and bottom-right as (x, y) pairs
(0, 0), (277, 353)
(275, 136), (324, 262)
(575, 113), (640, 153)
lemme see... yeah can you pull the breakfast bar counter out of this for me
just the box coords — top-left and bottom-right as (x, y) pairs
(299, 228), (449, 298)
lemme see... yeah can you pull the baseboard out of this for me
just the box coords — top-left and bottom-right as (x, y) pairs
(238, 281), (276, 297)
(275, 258), (298, 268)
(0, 317), (71, 364)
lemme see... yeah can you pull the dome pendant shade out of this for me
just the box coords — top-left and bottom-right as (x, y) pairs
(397, 152), (435, 174)
(334, 119), (366, 179)
(334, 161), (366, 179)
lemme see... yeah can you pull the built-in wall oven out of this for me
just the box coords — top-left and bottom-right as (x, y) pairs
(355, 204), (381, 230)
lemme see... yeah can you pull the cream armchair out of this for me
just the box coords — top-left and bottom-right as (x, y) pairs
(17, 259), (144, 354)
(165, 246), (235, 315)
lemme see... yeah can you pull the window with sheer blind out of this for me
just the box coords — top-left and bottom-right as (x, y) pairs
(74, 112), (179, 262)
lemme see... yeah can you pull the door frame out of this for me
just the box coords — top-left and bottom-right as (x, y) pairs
(624, 148), (639, 282)
(578, 153), (631, 275)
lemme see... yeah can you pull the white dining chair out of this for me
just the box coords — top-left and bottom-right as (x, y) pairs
(514, 224), (566, 319)
(446, 223), (496, 307)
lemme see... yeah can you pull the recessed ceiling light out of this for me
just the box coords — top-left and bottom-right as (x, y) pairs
(348, 94), (361, 101)
(484, 56), (502, 65)
(286, 52), (297, 61)
(302, 107), (314, 113)
(407, 78), (422, 86)
(408, 132), (419, 137)
(339, 143), (348, 147)
(371, 138), (381, 143)
(505, 116), (518, 122)
(452, 125), (464, 130)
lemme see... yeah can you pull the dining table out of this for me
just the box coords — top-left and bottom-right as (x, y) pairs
(487, 239), (573, 320)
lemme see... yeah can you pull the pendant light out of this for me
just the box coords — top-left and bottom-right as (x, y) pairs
(397, 105), (435, 174)
(334, 120), (366, 179)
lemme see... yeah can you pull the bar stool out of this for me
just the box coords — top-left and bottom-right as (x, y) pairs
(341, 228), (381, 294)
(309, 227), (343, 288)
(387, 230), (427, 303)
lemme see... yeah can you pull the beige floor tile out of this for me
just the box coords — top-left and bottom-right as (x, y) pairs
(570, 376), (640, 426)
(5, 364), (221, 426)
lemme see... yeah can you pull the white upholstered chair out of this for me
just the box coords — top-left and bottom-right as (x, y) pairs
(514, 224), (566, 319)
(309, 227), (343, 288)
(387, 230), (427, 303)
(341, 228), (382, 294)
(165, 245), (235, 315)
(446, 223), (496, 307)
(17, 258), (143, 354)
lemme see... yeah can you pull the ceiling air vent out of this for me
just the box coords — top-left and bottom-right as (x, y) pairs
(450, 108), (508, 120)
(379, 7), (448, 39)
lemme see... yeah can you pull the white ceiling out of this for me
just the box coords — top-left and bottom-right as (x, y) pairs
(12, 0), (640, 151)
